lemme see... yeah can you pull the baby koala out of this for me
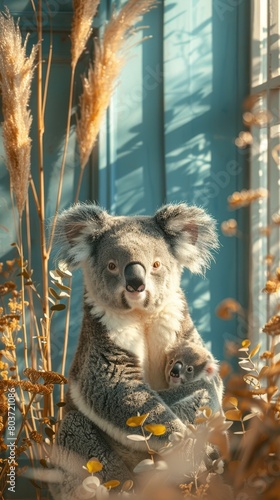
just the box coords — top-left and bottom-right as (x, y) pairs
(165, 342), (219, 387)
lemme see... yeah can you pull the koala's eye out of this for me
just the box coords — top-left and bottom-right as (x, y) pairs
(153, 260), (161, 269)
(169, 359), (174, 365)
(187, 366), (194, 373)
(108, 262), (117, 271)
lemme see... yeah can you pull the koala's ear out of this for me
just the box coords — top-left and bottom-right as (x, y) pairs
(154, 203), (219, 274)
(54, 203), (110, 268)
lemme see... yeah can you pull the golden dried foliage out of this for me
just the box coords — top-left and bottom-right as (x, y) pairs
(0, 281), (16, 297)
(76, 0), (156, 169)
(0, 379), (53, 395)
(220, 219), (237, 237)
(228, 188), (268, 209)
(235, 131), (253, 149)
(262, 315), (280, 336)
(24, 367), (67, 385)
(0, 10), (37, 215)
(29, 431), (43, 443)
(216, 298), (241, 320)
(263, 280), (280, 294)
(0, 393), (8, 415)
(71, 0), (100, 67)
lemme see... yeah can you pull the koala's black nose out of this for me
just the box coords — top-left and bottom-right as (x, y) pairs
(124, 262), (146, 293)
(170, 361), (183, 378)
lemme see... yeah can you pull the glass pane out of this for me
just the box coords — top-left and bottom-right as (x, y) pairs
(251, 0), (268, 87)
(268, 90), (280, 318)
(269, 0), (280, 78)
(250, 95), (269, 343)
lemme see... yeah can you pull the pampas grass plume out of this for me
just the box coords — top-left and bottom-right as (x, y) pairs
(0, 9), (37, 216)
(71, 0), (100, 68)
(76, 0), (156, 170)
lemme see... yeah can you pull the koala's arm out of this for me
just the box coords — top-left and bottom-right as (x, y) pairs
(158, 376), (223, 421)
(69, 340), (186, 452)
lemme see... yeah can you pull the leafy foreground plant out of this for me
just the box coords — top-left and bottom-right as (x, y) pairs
(67, 410), (230, 499)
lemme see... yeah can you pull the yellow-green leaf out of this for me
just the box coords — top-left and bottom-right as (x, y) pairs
(45, 427), (55, 439)
(54, 282), (71, 292)
(50, 304), (66, 312)
(243, 374), (260, 387)
(49, 287), (61, 300)
(200, 406), (212, 418)
(194, 417), (207, 425)
(223, 396), (238, 408)
(259, 366), (269, 378)
(104, 480), (121, 489)
(122, 480), (134, 492)
(249, 343), (261, 359)
(40, 459), (48, 468)
(225, 409), (242, 421)
(126, 413), (149, 427)
(144, 424), (166, 436)
(241, 339), (251, 348)
(56, 266), (72, 278)
(86, 459), (103, 473)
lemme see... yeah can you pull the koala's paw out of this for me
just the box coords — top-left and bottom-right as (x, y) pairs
(193, 389), (210, 410)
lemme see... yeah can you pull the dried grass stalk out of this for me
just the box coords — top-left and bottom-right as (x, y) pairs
(71, 0), (100, 68)
(76, 0), (156, 169)
(0, 9), (37, 216)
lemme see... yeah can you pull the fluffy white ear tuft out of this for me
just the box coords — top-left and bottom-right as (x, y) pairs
(154, 203), (219, 274)
(53, 203), (110, 268)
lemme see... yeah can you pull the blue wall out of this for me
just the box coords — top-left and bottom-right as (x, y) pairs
(0, 0), (249, 379)
(97, 0), (250, 360)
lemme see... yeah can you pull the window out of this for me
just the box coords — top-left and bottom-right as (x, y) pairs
(250, 0), (280, 345)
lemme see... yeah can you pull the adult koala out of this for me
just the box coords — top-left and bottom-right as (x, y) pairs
(50, 203), (221, 498)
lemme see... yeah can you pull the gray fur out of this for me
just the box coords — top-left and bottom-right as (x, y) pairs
(50, 203), (221, 499)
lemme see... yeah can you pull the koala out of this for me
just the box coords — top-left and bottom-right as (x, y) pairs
(166, 342), (219, 387)
(49, 202), (222, 499)
(164, 342), (223, 425)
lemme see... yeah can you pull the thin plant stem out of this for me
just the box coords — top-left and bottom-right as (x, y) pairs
(19, 216), (29, 370)
(59, 162), (86, 413)
(50, 63), (78, 419)
(47, 65), (76, 256)
(29, 176), (40, 213)
(59, 151), (89, 411)
(25, 195), (40, 368)
(10, 187), (20, 246)
(36, 0), (53, 418)
(30, 0), (36, 13)
(42, 7), (53, 119)
(59, 150), (90, 406)
(25, 193), (32, 280)
(75, 165), (86, 204)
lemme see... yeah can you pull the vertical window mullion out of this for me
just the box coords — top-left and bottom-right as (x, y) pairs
(250, 0), (280, 346)
(266, 0), (272, 336)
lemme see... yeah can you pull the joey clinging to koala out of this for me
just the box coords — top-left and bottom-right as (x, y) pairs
(165, 342), (219, 388)
(54, 203), (221, 486)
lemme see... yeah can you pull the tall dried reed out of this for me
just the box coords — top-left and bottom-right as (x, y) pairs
(71, 0), (100, 68)
(48, 0), (101, 252)
(0, 10), (37, 217)
(76, 0), (156, 175)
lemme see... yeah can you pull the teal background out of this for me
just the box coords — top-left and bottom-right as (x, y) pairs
(0, 0), (250, 497)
